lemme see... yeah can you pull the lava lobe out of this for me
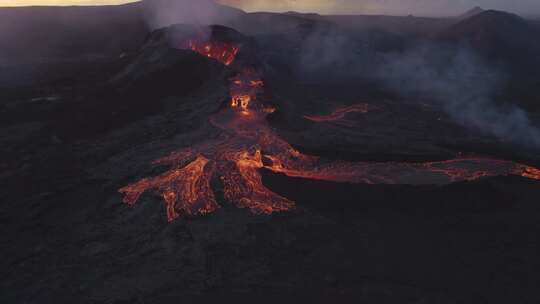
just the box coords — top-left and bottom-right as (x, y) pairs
(304, 103), (373, 126)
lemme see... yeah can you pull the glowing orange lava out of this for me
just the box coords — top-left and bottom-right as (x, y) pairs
(119, 156), (218, 221)
(119, 52), (540, 221)
(522, 166), (540, 180)
(221, 149), (294, 214)
(186, 40), (239, 66)
(304, 103), (373, 126)
(229, 69), (263, 112)
(231, 95), (251, 110)
(265, 157), (540, 185)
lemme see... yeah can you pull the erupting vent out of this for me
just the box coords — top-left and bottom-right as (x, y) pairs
(185, 40), (239, 66)
(229, 69), (264, 112)
(119, 45), (540, 222)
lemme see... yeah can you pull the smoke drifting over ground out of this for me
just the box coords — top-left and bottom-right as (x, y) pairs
(142, 0), (222, 29)
(377, 45), (540, 150)
(108, 0), (540, 151)
(299, 30), (368, 79)
(288, 25), (377, 82)
(289, 27), (540, 150)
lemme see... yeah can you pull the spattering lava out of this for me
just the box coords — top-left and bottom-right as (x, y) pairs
(119, 48), (540, 221)
(229, 69), (263, 112)
(185, 39), (239, 66)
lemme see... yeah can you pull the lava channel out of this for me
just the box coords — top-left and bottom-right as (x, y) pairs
(304, 103), (374, 126)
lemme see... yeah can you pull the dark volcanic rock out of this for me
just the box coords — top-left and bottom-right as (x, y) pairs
(439, 10), (540, 68)
(437, 10), (540, 112)
(458, 6), (485, 20)
(110, 25), (236, 93)
(46, 24), (255, 141)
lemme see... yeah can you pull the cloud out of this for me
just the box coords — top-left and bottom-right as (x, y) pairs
(286, 27), (540, 149)
(142, 0), (221, 29)
(221, 0), (540, 16)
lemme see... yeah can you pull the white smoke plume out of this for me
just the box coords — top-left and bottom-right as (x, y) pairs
(142, 0), (242, 30)
(291, 27), (540, 150)
(378, 44), (540, 150)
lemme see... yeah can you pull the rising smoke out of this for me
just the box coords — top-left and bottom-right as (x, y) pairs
(142, 0), (241, 30)
(141, 0), (540, 150)
(143, 0), (217, 29)
(290, 25), (540, 149)
(377, 44), (540, 149)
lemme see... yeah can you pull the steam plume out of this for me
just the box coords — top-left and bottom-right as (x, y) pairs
(292, 27), (540, 149)
(142, 0), (239, 30)
(378, 44), (540, 149)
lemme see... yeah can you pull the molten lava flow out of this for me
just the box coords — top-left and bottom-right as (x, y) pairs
(521, 166), (540, 180)
(119, 155), (218, 221)
(231, 95), (251, 110)
(185, 40), (239, 66)
(304, 103), (373, 126)
(220, 149), (294, 214)
(119, 58), (540, 221)
(229, 69), (263, 113)
(264, 154), (540, 185)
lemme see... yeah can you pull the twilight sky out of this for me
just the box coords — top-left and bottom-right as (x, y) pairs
(1, 0), (539, 16)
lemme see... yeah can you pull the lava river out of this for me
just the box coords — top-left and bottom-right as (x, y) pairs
(119, 48), (540, 221)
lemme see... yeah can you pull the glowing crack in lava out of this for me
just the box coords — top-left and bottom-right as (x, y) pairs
(184, 40), (239, 66)
(119, 68), (540, 221)
(304, 103), (373, 126)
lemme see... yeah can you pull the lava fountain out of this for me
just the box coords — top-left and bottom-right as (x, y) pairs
(119, 46), (540, 221)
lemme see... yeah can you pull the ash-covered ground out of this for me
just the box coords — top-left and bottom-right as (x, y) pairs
(2, 4), (540, 303)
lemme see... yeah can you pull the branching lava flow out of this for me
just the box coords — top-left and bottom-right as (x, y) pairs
(119, 42), (540, 221)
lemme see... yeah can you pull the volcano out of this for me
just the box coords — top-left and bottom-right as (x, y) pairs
(4, 4), (540, 304)
(440, 10), (540, 67)
(117, 27), (540, 221)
